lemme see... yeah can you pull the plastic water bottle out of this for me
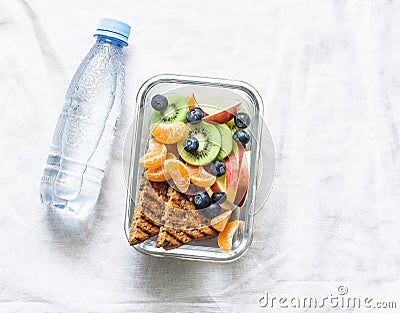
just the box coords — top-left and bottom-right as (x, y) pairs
(40, 18), (131, 220)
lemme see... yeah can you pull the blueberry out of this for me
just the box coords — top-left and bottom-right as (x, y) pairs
(193, 191), (211, 209)
(202, 203), (222, 219)
(234, 112), (251, 129)
(183, 137), (199, 152)
(151, 94), (168, 111)
(186, 107), (204, 124)
(233, 130), (250, 145)
(210, 160), (226, 177)
(211, 192), (227, 204)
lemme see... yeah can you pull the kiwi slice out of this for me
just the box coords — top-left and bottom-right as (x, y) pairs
(216, 124), (233, 160)
(152, 93), (189, 124)
(177, 122), (221, 166)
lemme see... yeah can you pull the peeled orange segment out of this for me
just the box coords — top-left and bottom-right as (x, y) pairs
(187, 164), (216, 188)
(187, 93), (208, 116)
(211, 210), (232, 232)
(139, 138), (167, 169)
(188, 93), (196, 110)
(144, 167), (169, 182)
(218, 220), (240, 251)
(150, 122), (187, 144)
(144, 152), (176, 181)
(163, 159), (190, 193)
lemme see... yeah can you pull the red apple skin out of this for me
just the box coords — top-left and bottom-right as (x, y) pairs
(225, 150), (238, 203)
(234, 152), (250, 205)
(210, 176), (225, 193)
(202, 103), (241, 124)
(210, 182), (222, 193)
(238, 189), (247, 207)
(226, 142), (246, 203)
(236, 144), (245, 174)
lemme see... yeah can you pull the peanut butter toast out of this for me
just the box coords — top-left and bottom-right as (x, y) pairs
(128, 179), (169, 245)
(156, 187), (218, 250)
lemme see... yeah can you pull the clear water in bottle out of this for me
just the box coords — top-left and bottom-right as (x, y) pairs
(40, 18), (131, 219)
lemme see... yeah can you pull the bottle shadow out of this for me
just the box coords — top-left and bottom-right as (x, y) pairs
(43, 198), (105, 255)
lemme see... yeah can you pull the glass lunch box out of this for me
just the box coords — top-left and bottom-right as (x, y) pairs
(123, 74), (274, 262)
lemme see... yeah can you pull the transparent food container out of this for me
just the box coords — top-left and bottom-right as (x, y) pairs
(124, 74), (274, 262)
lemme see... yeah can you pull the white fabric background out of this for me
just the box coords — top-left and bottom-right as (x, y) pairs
(1, 0), (400, 312)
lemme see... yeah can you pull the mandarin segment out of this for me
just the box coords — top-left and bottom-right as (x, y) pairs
(143, 152), (177, 182)
(144, 167), (169, 182)
(150, 122), (187, 144)
(211, 210), (232, 232)
(163, 159), (190, 193)
(139, 138), (167, 169)
(187, 93), (196, 110)
(187, 164), (216, 188)
(217, 220), (240, 251)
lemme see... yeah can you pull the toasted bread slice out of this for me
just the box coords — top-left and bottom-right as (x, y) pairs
(128, 179), (169, 245)
(156, 187), (218, 250)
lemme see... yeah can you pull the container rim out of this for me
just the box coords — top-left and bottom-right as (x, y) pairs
(136, 74), (264, 115)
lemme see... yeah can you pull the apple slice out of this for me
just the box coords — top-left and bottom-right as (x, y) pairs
(201, 102), (241, 124)
(225, 151), (238, 203)
(211, 174), (226, 193)
(225, 142), (245, 203)
(210, 142), (247, 204)
(234, 150), (250, 206)
(237, 190), (247, 207)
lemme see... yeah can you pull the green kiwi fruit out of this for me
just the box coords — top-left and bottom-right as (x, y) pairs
(152, 93), (189, 124)
(177, 122), (221, 166)
(216, 124), (233, 160)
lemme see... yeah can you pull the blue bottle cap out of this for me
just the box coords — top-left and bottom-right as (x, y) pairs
(94, 18), (131, 45)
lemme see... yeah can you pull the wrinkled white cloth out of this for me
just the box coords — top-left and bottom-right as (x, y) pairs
(1, 0), (400, 312)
